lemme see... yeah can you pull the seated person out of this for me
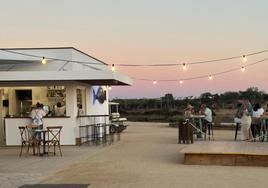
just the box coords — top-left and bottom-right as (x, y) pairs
(200, 104), (213, 129)
(184, 104), (194, 119)
(55, 102), (66, 116)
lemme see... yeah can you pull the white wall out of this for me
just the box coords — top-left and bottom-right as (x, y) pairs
(5, 117), (75, 145)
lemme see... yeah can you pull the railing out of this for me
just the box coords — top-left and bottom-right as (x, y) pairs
(77, 115), (119, 145)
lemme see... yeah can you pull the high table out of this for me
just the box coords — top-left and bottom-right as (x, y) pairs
(189, 115), (205, 139)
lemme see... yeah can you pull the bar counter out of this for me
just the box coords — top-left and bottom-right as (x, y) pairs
(5, 116), (71, 119)
(5, 116), (75, 145)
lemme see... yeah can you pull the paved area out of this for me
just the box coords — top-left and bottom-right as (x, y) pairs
(42, 122), (268, 188)
(0, 144), (110, 188)
(1, 122), (268, 188)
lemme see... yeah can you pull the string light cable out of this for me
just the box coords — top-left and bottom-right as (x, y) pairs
(115, 49), (268, 67)
(132, 57), (268, 83)
(1, 49), (268, 68)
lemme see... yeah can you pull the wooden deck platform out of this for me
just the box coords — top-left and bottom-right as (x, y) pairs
(181, 141), (268, 167)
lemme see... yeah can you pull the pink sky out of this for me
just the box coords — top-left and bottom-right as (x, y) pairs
(0, 0), (268, 98)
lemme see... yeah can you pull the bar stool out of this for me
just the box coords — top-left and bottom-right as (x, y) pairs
(205, 122), (214, 141)
(94, 124), (106, 145)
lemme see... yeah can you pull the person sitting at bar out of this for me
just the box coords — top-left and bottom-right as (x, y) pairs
(200, 104), (213, 132)
(55, 102), (66, 116)
(184, 104), (194, 119)
(30, 102), (46, 140)
(201, 104), (212, 124)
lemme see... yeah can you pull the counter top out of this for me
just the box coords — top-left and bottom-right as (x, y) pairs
(77, 115), (110, 118)
(5, 116), (70, 119)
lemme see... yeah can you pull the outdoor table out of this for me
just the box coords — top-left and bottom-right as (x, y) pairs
(32, 129), (48, 155)
(190, 115), (205, 138)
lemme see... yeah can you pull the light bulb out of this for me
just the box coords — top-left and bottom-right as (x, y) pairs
(241, 66), (246, 72)
(153, 80), (157, 85)
(242, 55), (247, 62)
(182, 63), (187, 71)
(179, 80), (183, 84)
(209, 75), (213, 80)
(111, 64), (116, 72)
(41, 57), (47, 64)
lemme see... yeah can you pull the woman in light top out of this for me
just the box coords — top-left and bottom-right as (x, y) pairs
(238, 100), (253, 141)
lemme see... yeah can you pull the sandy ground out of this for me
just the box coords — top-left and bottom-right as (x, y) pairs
(40, 122), (268, 188)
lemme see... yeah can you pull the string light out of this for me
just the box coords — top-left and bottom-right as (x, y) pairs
(113, 49), (268, 67)
(41, 57), (47, 64)
(133, 57), (268, 83)
(111, 64), (116, 72)
(209, 75), (213, 80)
(153, 80), (157, 85)
(179, 80), (183, 84)
(182, 63), (187, 71)
(242, 55), (247, 62)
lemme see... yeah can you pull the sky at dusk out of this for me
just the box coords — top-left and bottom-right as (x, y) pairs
(1, 0), (268, 99)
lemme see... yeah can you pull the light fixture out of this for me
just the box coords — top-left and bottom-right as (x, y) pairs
(108, 86), (112, 90)
(242, 55), (247, 62)
(153, 80), (157, 85)
(111, 64), (116, 72)
(241, 66), (246, 72)
(182, 63), (187, 71)
(179, 80), (183, 84)
(209, 75), (213, 80)
(41, 57), (47, 64)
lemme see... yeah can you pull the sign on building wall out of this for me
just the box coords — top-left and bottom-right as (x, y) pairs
(93, 86), (106, 104)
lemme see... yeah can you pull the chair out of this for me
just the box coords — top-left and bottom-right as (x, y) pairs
(18, 126), (27, 157)
(45, 126), (63, 156)
(19, 125), (40, 157)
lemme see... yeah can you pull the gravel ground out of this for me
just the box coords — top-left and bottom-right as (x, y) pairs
(39, 122), (268, 188)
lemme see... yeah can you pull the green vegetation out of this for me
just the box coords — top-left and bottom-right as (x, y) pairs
(112, 87), (268, 123)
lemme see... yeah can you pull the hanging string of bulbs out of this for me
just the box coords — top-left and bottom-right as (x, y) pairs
(1, 48), (268, 85)
(132, 57), (268, 85)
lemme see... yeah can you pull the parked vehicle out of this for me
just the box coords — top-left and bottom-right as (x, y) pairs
(109, 102), (128, 133)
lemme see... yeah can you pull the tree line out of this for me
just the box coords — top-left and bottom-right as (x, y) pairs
(112, 87), (268, 112)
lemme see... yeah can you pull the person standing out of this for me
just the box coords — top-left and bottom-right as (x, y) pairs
(54, 102), (66, 116)
(239, 99), (253, 141)
(30, 102), (46, 140)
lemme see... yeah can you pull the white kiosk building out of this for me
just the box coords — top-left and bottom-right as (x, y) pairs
(0, 47), (132, 146)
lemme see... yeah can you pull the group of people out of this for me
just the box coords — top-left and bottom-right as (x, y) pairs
(235, 99), (268, 141)
(184, 103), (213, 134)
(183, 100), (268, 141)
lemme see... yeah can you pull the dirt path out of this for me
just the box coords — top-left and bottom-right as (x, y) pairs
(42, 122), (268, 188)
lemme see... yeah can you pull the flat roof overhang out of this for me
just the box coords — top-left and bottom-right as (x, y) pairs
(0, 71), (133, 87)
